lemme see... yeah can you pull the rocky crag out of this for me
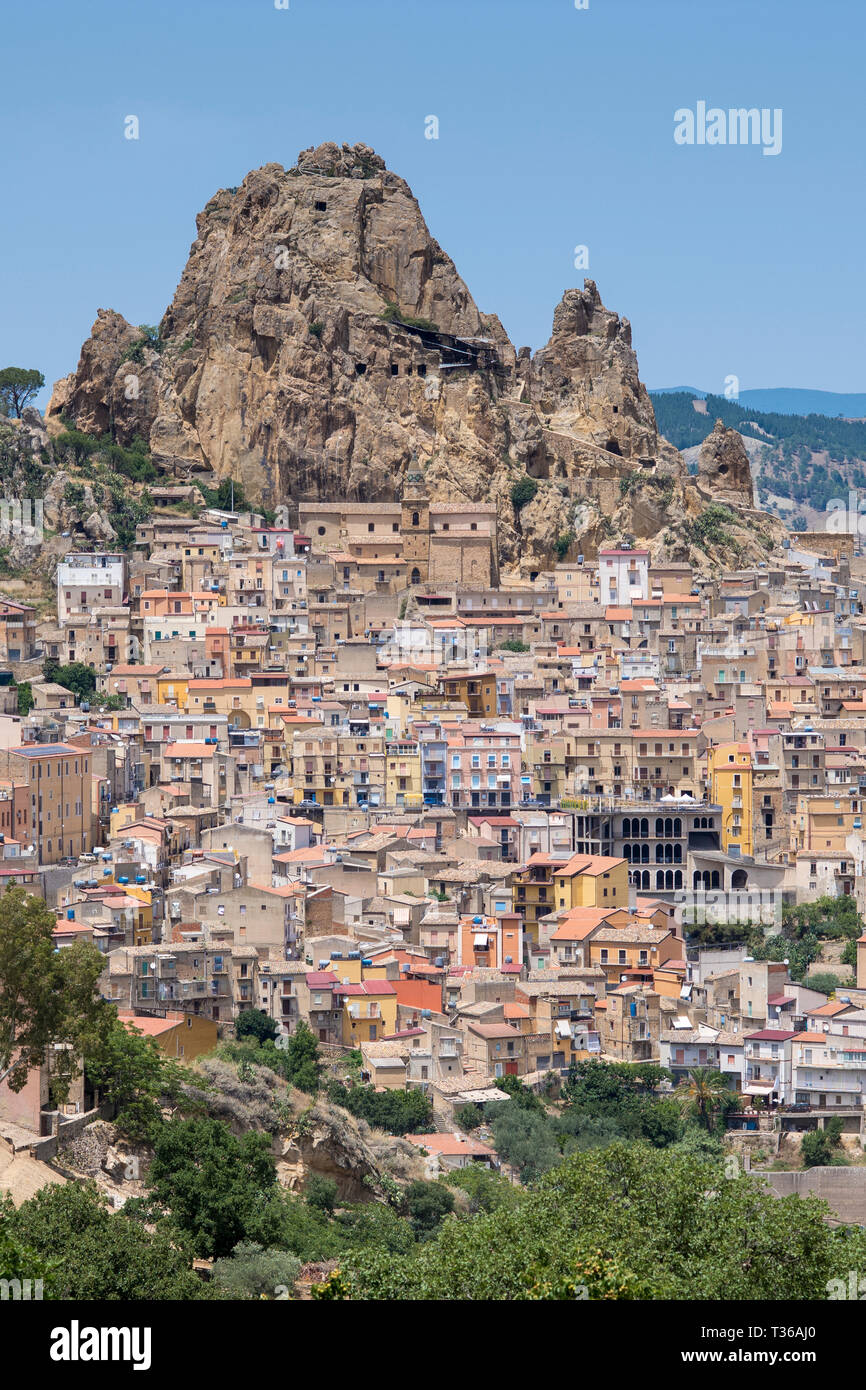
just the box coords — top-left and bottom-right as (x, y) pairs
(46, 140), (782, 572)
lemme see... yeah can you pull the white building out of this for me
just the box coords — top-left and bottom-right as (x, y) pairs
(57, 553), (126, 625)
(599, 546), (650, 605)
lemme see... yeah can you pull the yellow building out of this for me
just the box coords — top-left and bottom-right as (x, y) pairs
(339, 979), (398, 1044)
(553, 855), (628, 913)
(292, 727), (386, 809)
(441, 671), (498, 719)
(385, 738), (423, 809)
(512, 852), (563, 946)
(187, 677), (254, 726)
(709, 742), (754, 856)
(156, 673), (190, 710)
(795, 794), (859, 853)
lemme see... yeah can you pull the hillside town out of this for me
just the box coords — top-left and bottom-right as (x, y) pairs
(3, 499), (866, 1167)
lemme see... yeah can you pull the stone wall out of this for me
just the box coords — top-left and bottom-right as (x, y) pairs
(758, 1167), (866, 1225)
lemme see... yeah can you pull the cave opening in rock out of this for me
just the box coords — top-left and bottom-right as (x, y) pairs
(314, 200), (327, 212)
(606, 439), (622, 456)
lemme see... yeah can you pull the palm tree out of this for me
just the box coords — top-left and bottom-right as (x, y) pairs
(679, 1068), (736, 1132)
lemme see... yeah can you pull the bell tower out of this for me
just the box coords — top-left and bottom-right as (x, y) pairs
(401, 469), (430, 584)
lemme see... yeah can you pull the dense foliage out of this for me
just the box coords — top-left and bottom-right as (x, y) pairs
(325, 1141), (866, 1300)
(2, 1184), (215, 1300)
(326, 1078), (434, 1134)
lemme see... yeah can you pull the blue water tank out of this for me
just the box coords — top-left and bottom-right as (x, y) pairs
(66, 908), (75, 921)
(118, 876), (129, 885)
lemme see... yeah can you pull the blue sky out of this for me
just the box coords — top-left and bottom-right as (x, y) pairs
(2, 0), (863, 408)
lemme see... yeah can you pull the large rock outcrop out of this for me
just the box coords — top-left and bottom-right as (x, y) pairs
(697, 419), (756, 508)
(46, 140), (780, 570)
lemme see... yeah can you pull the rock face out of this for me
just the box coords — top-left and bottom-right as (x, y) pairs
(47, 140), (779, 569)
(697, 419), (756, 508)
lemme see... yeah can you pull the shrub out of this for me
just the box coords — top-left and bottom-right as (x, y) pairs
(235, 1009), (279, 1044)
(211, 1241), (301, 1299)
(510, 476), (538, 511)
(305, 1175), (338, 1215)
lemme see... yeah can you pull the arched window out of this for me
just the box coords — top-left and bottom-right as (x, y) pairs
(665, 870), (673, 890)
(731, 868), (748, 890)
(623, 818), (631, 838)
(624, 844), (632, 863)
(640, 818), (649, 837)
(664, 817), (673, 838)
(673, 818), (682, 838)
(410, 567), (421, 585)
(655, 818), (664, 837)
(411, 511), (420, 527)
(641, 844), (649, 863)
(641, 870), (650, 890)
(673, 844), (682, 863)
(656, 870), (665, 889)
(655, 844), (664, 863)
(711, 871), (720, 889)
(674, 869), (683, 889)
(664, 843), (673, 863)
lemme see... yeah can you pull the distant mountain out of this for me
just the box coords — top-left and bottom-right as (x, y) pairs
(650, 390), (866, 516)
(651, 386), (866, 418)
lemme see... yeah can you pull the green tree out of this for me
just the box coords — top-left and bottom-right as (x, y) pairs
(336, 1201), (415, 1254)
(678, 1068), (736, 1132)
(284, 1020), (321, 1093)
(0, 367), (44, 417)
(510, 476), (538, 512)
(305, 1175), (338, 1215)
(0, 886), (111, 1097)
(454, 1103), (482, 1131)
(326, 1079), (434, 1135)
(236, 1009), (279, 1045)
(801, 1117), (845, 1168)
(6, 1184), (213, 1300)
(15, 681), (33, 716)
(143, 1116), (284, 1258)
(41, 660), (96, 699)
(85, 1013), (186, 1141)
(442, 1165), (521, 1214)
(335, 1141), (862, 1301)
(487, 1105), (560, 1182)
(405, 1179), (455, 1240)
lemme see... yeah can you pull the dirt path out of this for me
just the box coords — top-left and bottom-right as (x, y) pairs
(0, 1142), (66, 1206)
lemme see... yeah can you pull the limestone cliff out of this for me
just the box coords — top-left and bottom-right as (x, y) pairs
(47, 140), (781, 571)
